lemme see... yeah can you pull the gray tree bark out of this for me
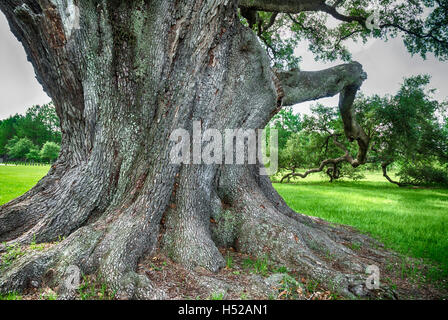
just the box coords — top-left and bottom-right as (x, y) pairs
(0, 0), (383, 299)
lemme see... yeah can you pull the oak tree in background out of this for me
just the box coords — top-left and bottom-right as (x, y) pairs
(25, 147), (41, 162)
(278, 76), (448, 186)
(0, 102), (61, 158)
(366, 75), (448, 186)
(268, 107), (302, 150)
(279, 104), (365, 183)
(0, 0), (447, 299)
(5, 137), (37, 161)
(14, 102), (61, 147)
(0, 115), (21, 155)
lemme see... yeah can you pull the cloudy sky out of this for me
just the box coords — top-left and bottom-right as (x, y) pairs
(0, 11), (447, 120)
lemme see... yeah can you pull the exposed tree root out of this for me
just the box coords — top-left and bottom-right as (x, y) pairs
(0, 162), (392, 300)
(2, 158), (444, 300)
(160, 166), (226, 273)
(381, 162), (410, 187)
(216, 165), (392, 297)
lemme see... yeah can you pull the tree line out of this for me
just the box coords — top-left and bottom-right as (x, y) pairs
(0, 102), (61, 163)
(269, 75), (448, 187)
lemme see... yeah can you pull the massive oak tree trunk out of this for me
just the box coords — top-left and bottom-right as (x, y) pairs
(0, 0), (383, 299)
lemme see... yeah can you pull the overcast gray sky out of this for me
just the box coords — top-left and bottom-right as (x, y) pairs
(0, 11), (447, 120)
(0, 13), (51, 120)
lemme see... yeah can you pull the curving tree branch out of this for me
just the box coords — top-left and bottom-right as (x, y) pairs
(240, 0), (448, 58)
(277, 62), (366, 105)
(277, 62), (371, 183)
(278, 62), (369, 162)
(280, 134), (364, 183)
(238, 0), (324, 13)
(381, 161), (409, 187)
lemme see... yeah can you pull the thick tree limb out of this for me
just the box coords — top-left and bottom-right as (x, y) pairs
(277, 62), (370, 183)
(277, 62), (366, 106)
(239, 0), (362, 26)
(239, 0), (324, 13)
(278, 62), (369, 164)
(381, 162), (409, 187)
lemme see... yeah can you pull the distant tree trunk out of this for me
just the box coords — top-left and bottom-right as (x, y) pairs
(381, 162), (408, 187)
(0, 0), (380, 299)
(326, 164), (340, 183)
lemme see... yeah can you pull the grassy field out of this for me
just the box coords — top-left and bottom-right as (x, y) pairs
(0, 165), (50, 205)
(273, 172), (448, 278)
(0, 165), (447, 280)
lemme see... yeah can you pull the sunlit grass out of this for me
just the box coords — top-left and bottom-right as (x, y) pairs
(0, 165), (50, 205)
(274, 172), (448, 275)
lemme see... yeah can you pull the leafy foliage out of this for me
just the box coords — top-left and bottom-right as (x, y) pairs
(0, 292), (22, 300)
(77, 274), (117, 300)
(268, 107), (302, 150)
(39, 142), (60, 162)
(363, 75), (448, 186)
(272, 75), (448, 186)
(241, 0), (448, 69)
(25, 148), (41, 162)
(0, 103), (61, 162)
(0, 243), (25, 271)
(6, 137), (37, 160)
(0, 115), (21, 155)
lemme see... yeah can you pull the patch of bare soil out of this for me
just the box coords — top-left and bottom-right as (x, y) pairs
(5, 241), (447, 300)
(135, 244), (448, 300)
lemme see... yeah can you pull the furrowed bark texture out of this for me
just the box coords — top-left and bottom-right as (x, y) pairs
(0, 0), (379, 299)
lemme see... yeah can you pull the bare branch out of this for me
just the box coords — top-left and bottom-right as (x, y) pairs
(379, 22), (448, 47)
(280, 134), (356, 183)
(381, 162), (409, 187)
(239, 0), (324, 14)
(277, 62), (367, 106)
(319, 3), (366, 26)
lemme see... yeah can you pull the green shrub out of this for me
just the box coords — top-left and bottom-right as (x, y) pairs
(6, 137), (37, 160)
(398, 162), (448, 186)
(40, 141), (60, 162)
(242, 256), (270, 276)
(26, 148), (41, 162)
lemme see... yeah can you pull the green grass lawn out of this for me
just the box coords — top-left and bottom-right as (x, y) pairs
(274, 172), (448, 277)
(0, 165), (50, 205)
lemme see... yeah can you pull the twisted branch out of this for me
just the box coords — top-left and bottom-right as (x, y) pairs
(277, 62), (370, 183)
